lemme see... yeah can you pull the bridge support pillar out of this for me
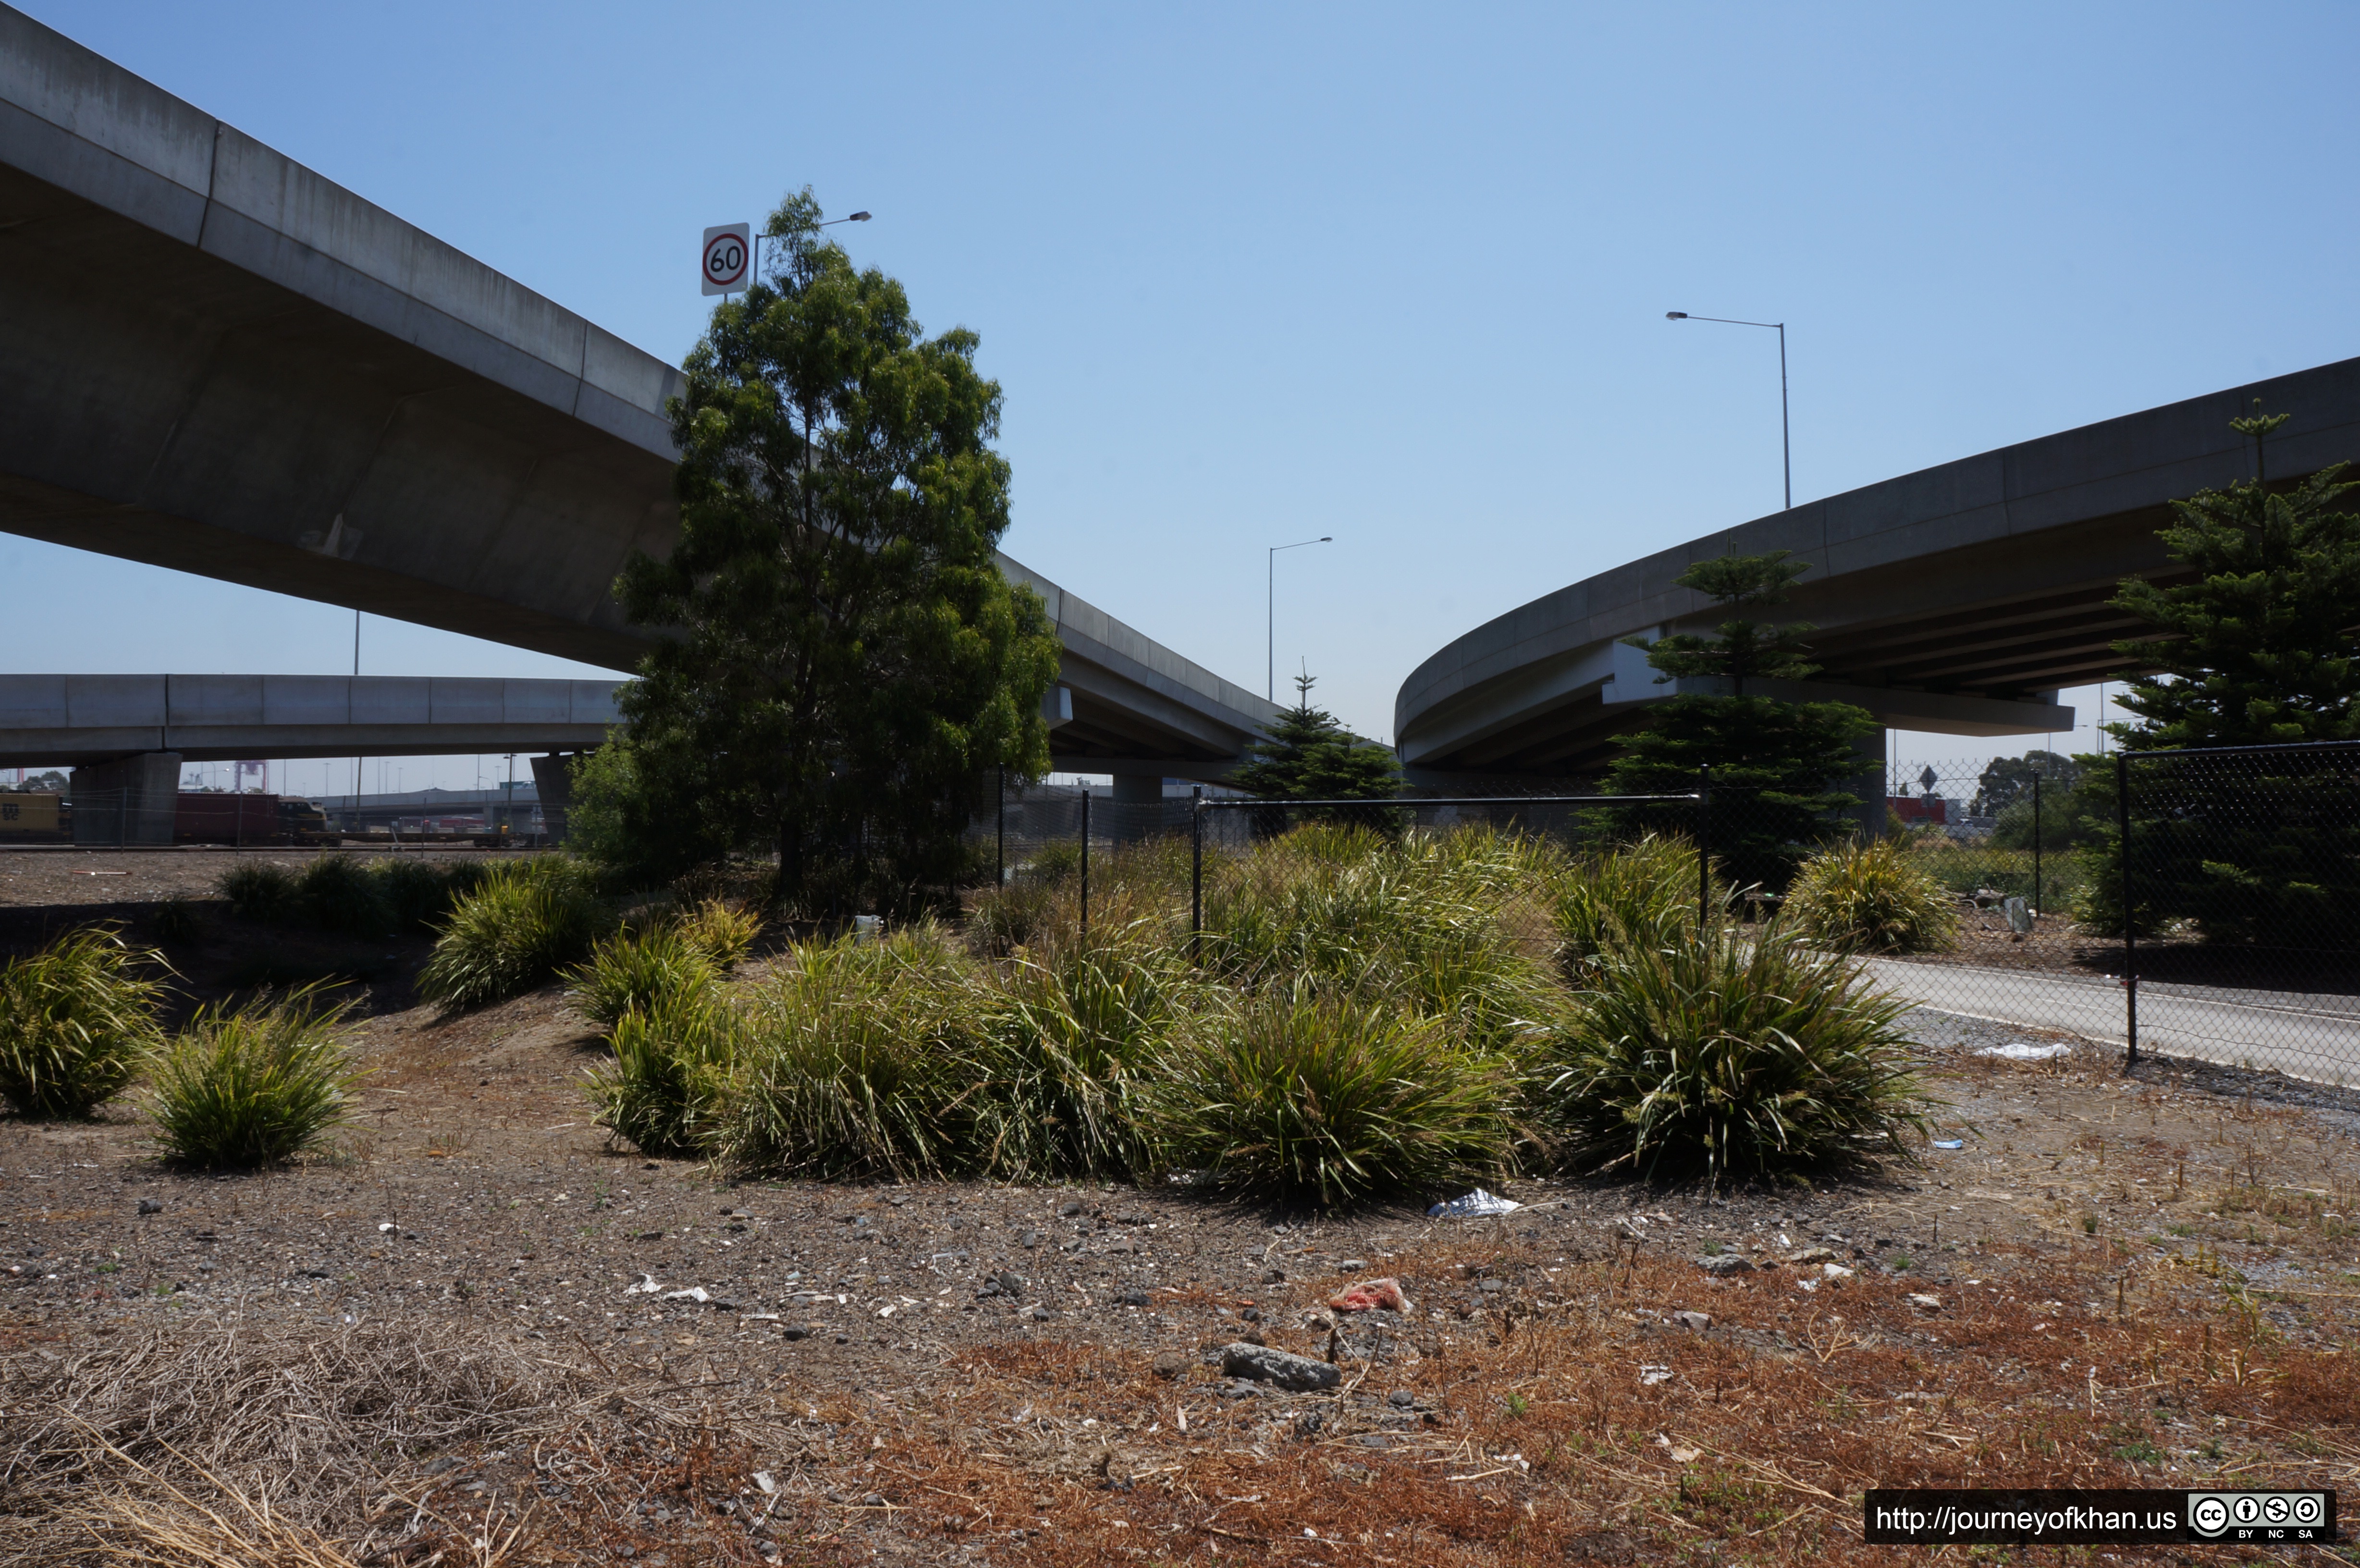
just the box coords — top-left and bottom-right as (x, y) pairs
(70, 752), (180, 845)
(1847, 727), (1887, 841)
(529, 752), (592, 845)
(1107, 772), (1167, 842)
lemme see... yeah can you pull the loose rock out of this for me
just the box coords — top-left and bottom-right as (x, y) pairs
(1220, 1342), (1342, 1392)
(1698, 1254), (1754, 1276)
(1672, 1310), (1713, 1331)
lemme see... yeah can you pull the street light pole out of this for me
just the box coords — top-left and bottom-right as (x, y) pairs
(1665, 312), (1791, 512)
(1267, 536), (1333, 703)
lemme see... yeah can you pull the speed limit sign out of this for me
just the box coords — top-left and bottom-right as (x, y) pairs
(701, 223), (751, 295)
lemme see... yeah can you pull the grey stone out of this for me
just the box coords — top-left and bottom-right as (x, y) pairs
(1784, 1246), (1837, 1265)
(1386, 1389), (1416, 1409)
(1219, 1342), (1342, 1393)
(1672, 1310), (1713, 1331)
(1697, 1254), (1753, 1276)
(1059, 1200), (1085, 1217)
(995, 1270), (1028, 1297)
(136, 1199), (163, 1215)
(1115, 1288), (1150, 1307)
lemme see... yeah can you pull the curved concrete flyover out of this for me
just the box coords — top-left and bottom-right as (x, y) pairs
(0, 8), (1273, 787)
(1396, 355), (2360, 780)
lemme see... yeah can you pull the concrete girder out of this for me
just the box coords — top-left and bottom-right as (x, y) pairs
(0, 9), (1276, 772)
(0, 673), (620, 767)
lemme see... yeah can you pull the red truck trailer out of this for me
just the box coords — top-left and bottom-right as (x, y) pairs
(173, 793), (338, 845)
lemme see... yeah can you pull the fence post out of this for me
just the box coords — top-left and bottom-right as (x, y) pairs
(996, 764), (1005, 887)
(1080, 788), (1091, 940)
(1191, 786), (1204, 962)
(2117, 751), (2137, 1067)
(1696, 765), (1712, 933)
(2032, 772), (2042, 918)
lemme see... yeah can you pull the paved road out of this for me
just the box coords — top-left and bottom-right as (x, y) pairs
(1864, 957), (2360, 1087)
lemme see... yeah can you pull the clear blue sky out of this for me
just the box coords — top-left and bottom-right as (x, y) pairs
(13, 1), (2360, 794)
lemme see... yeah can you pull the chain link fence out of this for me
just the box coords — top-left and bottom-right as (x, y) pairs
(971, 746), (2358, 1088)
(1858, 743), (2359, 1087)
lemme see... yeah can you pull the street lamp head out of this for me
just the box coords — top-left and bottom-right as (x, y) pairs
(1665, 311), (1689, 320)
(848, 211), (872, 221)
(1318, 536), (1332, 542)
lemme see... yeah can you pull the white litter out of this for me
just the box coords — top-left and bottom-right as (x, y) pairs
(664, 1286), (711, 1303)
(1931, 1139), (1965, 1150)
(377, 1223), (395, 1233)
(1428, 1188), (1523, 1219)
(753, 1471), (779, 1495)
(1638, 1364), (1673, 1386)
(1977, 1041), (2072, 1062)
(625, 1274), (662, 1294)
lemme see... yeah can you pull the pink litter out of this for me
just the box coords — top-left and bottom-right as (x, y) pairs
(1328, 1277), (1413, 1313)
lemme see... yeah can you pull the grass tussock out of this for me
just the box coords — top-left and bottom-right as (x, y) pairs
(1785, 837), (1960, 953)
(586, 989), (742, 1159)
(416, 858), (607, 1010)
(1539, 911), (1933, 1184)
(566, 923), (718, 1031)
(1150, 984), (1527, 1207)
(148, 987), (360, 1167)
(716, 927), (983, 1181)
(0, 926), (165, 1118)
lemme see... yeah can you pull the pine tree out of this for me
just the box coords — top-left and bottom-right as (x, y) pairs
(2109, 409), (2360, 749)
(1602, 551), (1876, 889)
(580, 188), (1061, 910)
(1229, 673), (1400, 801)
(2078, 407), (2360, 948)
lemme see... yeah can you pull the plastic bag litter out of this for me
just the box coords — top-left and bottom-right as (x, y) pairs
(664, 1286), (712, 1303)
(1931, 1139), (1965, 1150)
(1977, 1041), (2072, 1062)
(1328, 1277), (1414, 1313)
(1428, 1188), (1522, 1219)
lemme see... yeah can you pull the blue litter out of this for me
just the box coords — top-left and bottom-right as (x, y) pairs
(1931, 1139), (1965, 1150)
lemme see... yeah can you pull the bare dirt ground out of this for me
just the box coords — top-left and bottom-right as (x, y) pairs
(4, 860), (2359, 1565)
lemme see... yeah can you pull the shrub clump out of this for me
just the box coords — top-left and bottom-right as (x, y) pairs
(0, 926), (166, 1118)
(417, 860), (607, 1010)
(1784, 839), (1959, 953)
(1148, 985), (1526, 1208)
(1540, 916), (1932, 1184)
(148, 989), (359, 1167)
(218, 855), (490, 937)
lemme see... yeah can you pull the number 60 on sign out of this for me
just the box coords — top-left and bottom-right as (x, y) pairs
(702, 223), (750, 295)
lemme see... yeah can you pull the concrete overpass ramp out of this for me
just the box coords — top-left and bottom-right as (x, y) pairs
(1396, 356), (2360, 780)
(0, 7), (1272, 787)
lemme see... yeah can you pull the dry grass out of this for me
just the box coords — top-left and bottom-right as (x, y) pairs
(12, 1221), (2348, 1566)
(0, 1318), (821, 1567)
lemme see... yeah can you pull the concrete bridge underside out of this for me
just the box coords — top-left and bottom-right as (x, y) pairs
(0, 7), (1273, 787)
(1396, 355), (2360, 779)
